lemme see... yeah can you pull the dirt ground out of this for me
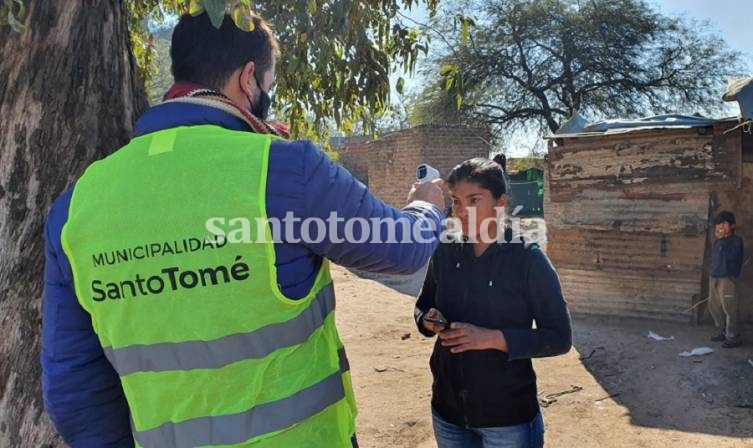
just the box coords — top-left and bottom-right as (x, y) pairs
(332, 264), (753, 448)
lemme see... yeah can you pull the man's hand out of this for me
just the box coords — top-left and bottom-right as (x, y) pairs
(439, 322), (508, 353)
(421, 307), (449, 334)
(408, 179), (445, 210)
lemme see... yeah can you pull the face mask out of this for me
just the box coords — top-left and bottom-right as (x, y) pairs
(248, 74), (272, 120)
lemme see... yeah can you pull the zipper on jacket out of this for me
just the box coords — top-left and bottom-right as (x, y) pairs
(459, 284), (470, 428)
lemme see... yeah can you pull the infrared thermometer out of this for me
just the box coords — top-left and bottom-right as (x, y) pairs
(416, 164), (440, 183)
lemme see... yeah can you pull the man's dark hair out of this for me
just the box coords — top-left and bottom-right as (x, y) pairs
(447, 158), (508, 199)
(714, 210), (736, 226)
(171, 12), (280, 90)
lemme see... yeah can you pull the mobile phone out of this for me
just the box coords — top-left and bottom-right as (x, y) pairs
(423, 316), (450, 330)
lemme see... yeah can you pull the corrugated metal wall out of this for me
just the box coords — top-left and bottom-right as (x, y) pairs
(545, 125), (741, 322)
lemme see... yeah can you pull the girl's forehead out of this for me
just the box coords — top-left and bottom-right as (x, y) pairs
(450, 180), (490, 196)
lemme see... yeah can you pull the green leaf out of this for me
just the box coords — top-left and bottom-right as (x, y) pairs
(396, 77), (405, 94)
(444, 76), (454, 91)
(203, 0), (226, 28)
(188, 0), (205, 16)
(231, 5), (255, 32)
(439, 64), (457, 76)
(308, 0), (317, 14)
(459, 15), (475, 44)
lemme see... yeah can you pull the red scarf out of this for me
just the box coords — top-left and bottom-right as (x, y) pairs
(163, 82), (290, 139)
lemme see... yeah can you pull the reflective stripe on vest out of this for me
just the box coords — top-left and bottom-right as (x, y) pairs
(102, 284), (336, 375)
(134, 346), (352, 447)
(61, 125), (356, 447)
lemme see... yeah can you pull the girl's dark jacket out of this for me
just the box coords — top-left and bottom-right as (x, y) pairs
(415, 234), (572, 428)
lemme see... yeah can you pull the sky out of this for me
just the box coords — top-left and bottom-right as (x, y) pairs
(653, 0), (753, 63)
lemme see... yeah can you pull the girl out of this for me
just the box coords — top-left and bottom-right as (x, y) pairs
(415, 158), (572, 448)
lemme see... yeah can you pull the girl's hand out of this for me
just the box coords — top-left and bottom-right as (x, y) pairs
(439, 322), (508, 353)
(421, 308), (449, 334)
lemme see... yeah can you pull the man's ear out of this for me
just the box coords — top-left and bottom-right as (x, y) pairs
(238, 61), (256, 96)
(497, 194), (508, 208)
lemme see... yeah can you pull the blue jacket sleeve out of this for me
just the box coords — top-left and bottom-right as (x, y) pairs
(41, 191), (133, 448)
(504, 247), (573, 361)
(295, 141), (443, 274)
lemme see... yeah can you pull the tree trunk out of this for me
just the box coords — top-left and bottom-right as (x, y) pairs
(0, 2), (147, 446)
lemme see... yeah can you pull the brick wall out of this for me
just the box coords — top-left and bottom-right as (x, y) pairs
(332, 136), (370, 185)
(341, 137), (369, 185)
(368, 125), (492, 208)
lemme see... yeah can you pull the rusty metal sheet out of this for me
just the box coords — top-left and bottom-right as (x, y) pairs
(547, 225), (707, 322)
(557, 268), (699, 322)
(547, 128), (739, 201)
(547, 227), (706, 274)
(545, 190), (708, 234)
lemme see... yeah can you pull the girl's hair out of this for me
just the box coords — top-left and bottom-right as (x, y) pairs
(447, 158), (508, 199)
(492, 153), (507, 173)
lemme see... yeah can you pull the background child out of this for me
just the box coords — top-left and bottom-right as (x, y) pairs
(709, 211), (745, 348)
